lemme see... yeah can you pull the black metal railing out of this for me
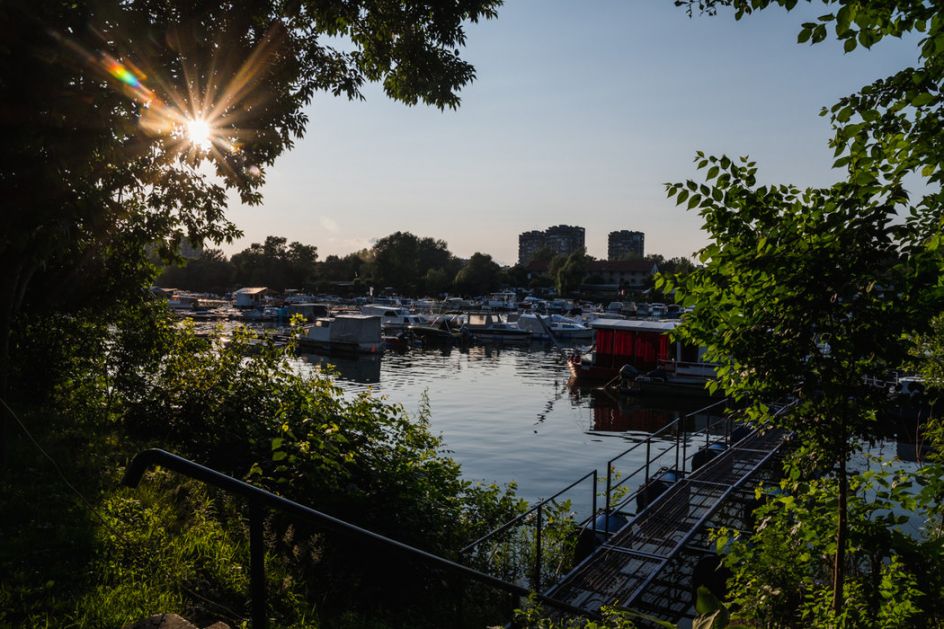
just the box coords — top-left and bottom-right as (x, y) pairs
(603, 400), (733, 528)
(459, 398), (735, 591)
(459, 469), (598, 591)
(121, 449), (598, 628)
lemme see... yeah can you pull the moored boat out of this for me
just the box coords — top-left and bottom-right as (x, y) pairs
(517, 313), (593, 341)
(462, 313), (531, 342)
(567, 319), (714, 393)
(297, 314), (383, 355)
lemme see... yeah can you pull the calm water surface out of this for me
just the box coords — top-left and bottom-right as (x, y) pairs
(294, 344), (714, 503)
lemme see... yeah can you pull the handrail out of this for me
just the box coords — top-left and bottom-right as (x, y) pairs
(605, 398), (729, 470)
(459, 469), (596, 555)
(459, 398), (733, 589)
(122, 448), (599, 627)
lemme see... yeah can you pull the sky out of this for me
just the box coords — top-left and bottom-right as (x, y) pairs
(222, 1), (920, 266)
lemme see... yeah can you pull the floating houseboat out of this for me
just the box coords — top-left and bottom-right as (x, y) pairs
(567, 319), (714, 390)
(297, 315), (383, 354)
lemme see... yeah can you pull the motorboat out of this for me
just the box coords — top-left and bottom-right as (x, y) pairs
(361, 304), (429, 331)
(484, 291), (518, 311)
(461, 313), (531, 342)
(408, 315), (462, 345)
(516, 313), (593, 341)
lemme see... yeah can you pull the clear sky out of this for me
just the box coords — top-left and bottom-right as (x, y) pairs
(222, 1), (919, 266)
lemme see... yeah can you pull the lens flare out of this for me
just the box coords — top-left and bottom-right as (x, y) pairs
(186, 118), (213, 150)
(105, 59), (140, 87)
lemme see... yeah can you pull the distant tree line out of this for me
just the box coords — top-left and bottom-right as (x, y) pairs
(157, 230), (696, 297)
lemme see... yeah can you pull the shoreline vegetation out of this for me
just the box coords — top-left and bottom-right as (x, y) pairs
(1, 309), (527, 627)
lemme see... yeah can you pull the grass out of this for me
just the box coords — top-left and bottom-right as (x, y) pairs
(0, 409), (317, 628)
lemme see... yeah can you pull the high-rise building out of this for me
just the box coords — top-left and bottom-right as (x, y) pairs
(545, 225), (585, 257)
(518, 230), (546, 266)
(518, 225), (586, 265)
(608, 230), (645, 260)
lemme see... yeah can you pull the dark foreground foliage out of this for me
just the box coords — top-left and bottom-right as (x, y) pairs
(1, 304), (523, 627)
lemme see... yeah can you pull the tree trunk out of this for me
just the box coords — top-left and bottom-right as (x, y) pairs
(832, 439), (848, 616)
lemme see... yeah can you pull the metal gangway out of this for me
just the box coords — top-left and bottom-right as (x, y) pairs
(460, 399), (794, 625)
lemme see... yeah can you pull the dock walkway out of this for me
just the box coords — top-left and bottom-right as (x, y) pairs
(545, 426), (787, 623)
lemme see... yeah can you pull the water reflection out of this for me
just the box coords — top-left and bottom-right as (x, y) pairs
(568, 386), (715, 435)
(297, 351), (381, 384)
(290, 343), (925, 501)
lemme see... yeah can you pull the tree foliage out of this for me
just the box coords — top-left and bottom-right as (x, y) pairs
(156, 249), (235, 293)
(229, 235), (319, 291)
(670, 0), (944, 616)
(454, 252), (502, 295)
(368, 231), (459, 294)
(0, 0), (502, 389)
(555, 249), (590, 296)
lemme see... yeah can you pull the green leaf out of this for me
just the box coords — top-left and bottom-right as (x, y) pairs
(695, 586), (721, 615)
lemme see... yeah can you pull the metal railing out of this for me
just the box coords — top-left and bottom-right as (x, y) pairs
(459, 469), (599, 591)
(603, 399), (732, 528)
(121, 449), (598, 628)
(458, 398), (734, 591)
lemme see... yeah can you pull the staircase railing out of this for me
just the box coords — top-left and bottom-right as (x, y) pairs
(459, 398), (734, 591)
(121, 448), (597, 628)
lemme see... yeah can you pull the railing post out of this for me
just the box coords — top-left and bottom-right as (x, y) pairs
(605, 464), (613, 529)
(592, 469), (598, 521)
(249, 501), (267, 629)
(644, 437), (651, 485)
(682, 425), (688, 473)
(533, 503), (543, 592)
(675, 422), (681, 471)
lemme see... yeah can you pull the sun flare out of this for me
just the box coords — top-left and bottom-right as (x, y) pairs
(185, 118), (213, 150)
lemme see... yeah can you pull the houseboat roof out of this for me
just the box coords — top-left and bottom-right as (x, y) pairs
(234, 287), (268, 295)
(589, 318), (679, 332)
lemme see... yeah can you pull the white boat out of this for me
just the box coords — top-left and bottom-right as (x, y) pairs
(484, 291), (518, 311)
(462, 313), (531, 342)
(516, 313), (593, 340)
(361, 304), (429, 330)
(298, 315), (383, 354)
(441, 297), (475, 311)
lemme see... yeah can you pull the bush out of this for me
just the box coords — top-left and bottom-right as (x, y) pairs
(120, 318), (524, 625)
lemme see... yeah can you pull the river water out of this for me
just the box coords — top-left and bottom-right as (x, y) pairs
(293, 343), (723, 504)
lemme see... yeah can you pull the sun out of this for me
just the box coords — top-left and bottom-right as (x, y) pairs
(185, 118), (213, 150)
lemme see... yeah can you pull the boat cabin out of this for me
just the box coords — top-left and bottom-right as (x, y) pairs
(234, 287), (268, 309)
(485, 291), (517, 310)
(301, 314), (382, 353)
(589, 319), (701, 371)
